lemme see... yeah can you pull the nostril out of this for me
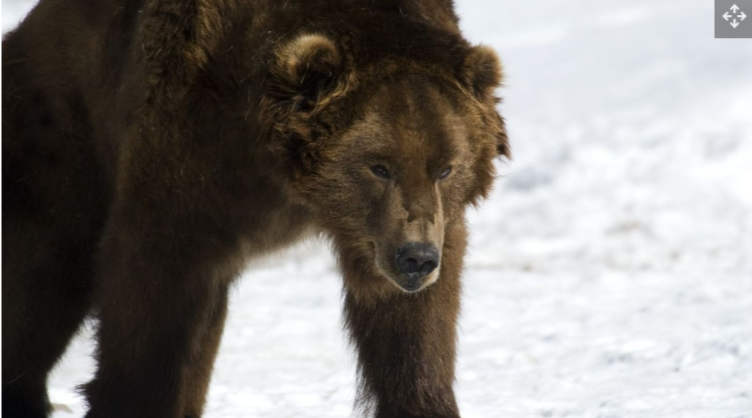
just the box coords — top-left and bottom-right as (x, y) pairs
(419, 260), (437, 274)
(405, 257), (418, 270)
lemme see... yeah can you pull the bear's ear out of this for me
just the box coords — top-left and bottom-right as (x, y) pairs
(460, 45), (504, 97)
(270, 34), (343, 108)
(459, 45), (509, 158)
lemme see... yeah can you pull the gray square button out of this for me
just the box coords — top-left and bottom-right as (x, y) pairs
(716, 1), (752, 38)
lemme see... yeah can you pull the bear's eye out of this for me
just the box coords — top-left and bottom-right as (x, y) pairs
(439, 166), (453, 180)
(371, 165), (391, 180)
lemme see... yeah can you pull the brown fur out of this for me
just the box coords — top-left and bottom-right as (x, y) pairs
(2, 1), (509, 417)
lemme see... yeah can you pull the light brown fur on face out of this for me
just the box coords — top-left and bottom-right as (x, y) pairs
(332, 78), (474, 293)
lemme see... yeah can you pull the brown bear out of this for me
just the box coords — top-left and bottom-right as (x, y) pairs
(2, 0), (509, 417)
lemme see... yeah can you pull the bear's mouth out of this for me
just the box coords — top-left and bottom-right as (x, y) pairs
(388, 269), (441, 293)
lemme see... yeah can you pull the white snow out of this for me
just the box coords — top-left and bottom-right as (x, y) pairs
(3, 0), (752, 417)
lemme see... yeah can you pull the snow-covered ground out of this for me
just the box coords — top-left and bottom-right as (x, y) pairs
(3, 0), (752, 417)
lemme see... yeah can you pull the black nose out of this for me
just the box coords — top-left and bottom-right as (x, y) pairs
(396, 243), (439, 278)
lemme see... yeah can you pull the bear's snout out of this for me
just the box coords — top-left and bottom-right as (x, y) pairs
(395, 242), (440, 284)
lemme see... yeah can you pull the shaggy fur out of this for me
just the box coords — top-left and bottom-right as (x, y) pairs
(2, 1), (509, 417)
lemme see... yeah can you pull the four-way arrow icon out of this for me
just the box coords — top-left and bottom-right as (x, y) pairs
(723, 4), (747, 29)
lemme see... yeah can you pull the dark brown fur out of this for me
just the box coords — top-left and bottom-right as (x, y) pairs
(2, 1), (509, 417)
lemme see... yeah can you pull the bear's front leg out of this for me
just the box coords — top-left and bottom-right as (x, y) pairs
(343, 224), (467, 418)
(182, 283), (230, 418)
(82, 187), (242, 418)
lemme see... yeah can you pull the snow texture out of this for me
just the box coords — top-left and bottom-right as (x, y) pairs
(2, 0), (751, 417)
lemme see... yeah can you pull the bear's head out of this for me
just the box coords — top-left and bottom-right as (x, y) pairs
(262, 29), (508, 298)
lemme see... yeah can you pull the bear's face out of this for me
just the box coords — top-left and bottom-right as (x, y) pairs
(323, 78), (475, 292)
(263, 34), (508, 295)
